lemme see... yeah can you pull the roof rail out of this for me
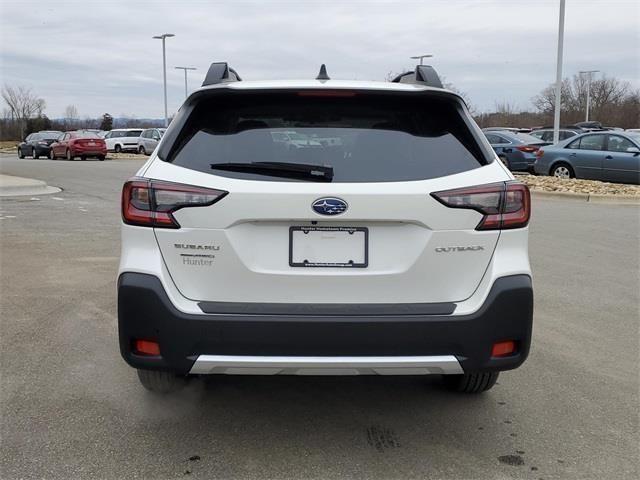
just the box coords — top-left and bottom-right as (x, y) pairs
(391, 65), (443, 88)
(202, 62), (242, 87)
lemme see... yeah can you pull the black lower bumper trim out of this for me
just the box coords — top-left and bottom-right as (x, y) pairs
(118, 273), (533, 375)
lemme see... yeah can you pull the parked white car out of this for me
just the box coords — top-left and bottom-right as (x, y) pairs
(118, 62), (533, 394)
(137, 128), (166, 155)
(104, 128), (143, 153)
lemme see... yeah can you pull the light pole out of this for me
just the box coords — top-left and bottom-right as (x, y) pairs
(410, 54), (433, 65)
(552, 0), (566, 144)
(175, 66), (197, 99)
(579, 70), (599, 122)
(152, 33), (175, 127)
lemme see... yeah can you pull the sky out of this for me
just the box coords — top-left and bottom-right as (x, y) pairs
(1, 0), (638, 119)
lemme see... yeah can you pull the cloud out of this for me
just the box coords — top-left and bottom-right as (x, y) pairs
(1, 0), (638, 118)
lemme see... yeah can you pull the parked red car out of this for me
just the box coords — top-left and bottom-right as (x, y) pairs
(49, 131), (107, 161)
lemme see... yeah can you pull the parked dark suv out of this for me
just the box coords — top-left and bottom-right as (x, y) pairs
(17, 131), (63, 159)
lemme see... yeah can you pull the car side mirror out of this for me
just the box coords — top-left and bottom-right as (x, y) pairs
(626, 146), (640, 155)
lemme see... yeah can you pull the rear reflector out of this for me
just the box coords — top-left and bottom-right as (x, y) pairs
(491, 340), (517, 357)
(431, 182), (531, 230)
(122, 177), (228, 228)
(134, 339), (161, 356)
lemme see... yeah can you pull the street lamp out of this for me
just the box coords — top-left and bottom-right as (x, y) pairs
(152, 33), (175, 127)
(410, 54), (433, 65)
(552, 0), (566, 144)
(175, 66), (197, 99)
(579, 70), (600, 122)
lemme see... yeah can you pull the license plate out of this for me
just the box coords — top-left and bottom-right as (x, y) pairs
(88, 142), (96, 146)
(289, 226), (368, 267)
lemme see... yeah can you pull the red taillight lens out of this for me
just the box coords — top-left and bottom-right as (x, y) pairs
(516, 145), (539, 153)
(431, 182), (530, 230)
(121, 178), (227, 228)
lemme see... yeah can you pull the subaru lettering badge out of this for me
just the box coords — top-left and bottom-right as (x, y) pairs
(312, 197), (348, 216)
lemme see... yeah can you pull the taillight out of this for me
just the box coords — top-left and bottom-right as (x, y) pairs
(431, 182), (530, 230)
(121, 177), (227, 228)
(535, 149), (544, 158)
(516, 145), (539, 153)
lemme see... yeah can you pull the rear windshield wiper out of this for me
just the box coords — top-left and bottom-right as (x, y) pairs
(210, 161), (333, 182)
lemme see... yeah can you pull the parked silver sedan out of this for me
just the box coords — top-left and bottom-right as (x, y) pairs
(533, 131), (640, 184)
(137, 128), (166, 155)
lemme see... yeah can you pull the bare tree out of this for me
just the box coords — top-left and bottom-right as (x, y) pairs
(64, 104), (79, 129)
(531, 73), (633, 125)
(1, 85), (46, 138)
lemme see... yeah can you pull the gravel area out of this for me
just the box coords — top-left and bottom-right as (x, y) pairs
(515, 173), (640, 197)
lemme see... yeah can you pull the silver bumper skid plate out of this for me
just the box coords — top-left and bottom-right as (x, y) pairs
(189, 354), (464, 376)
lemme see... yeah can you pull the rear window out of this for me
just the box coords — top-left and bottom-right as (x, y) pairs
(74, 132), (100, 139)
(166, 92), (488, 182)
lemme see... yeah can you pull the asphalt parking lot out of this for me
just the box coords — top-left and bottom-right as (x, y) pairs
(1, 153), (638, 480)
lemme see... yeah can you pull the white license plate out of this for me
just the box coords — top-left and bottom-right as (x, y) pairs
(88, 142), (96, 146)
(289, 226), (368, 267)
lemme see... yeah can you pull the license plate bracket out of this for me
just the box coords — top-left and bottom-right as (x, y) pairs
(289, 226), (368, 268)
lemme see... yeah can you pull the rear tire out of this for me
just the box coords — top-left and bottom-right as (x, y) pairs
(32, 148), (39, 159)
(498, 155), (510, 170)
(18, 147), (24, 159)
(114, 144), (122, 153)
(137, 369), (187, 393)
(550, 162), (574, 179)
(81, 156), (87, 161)
(98, 155), (105, 161)
(138, 146), (146, 155)
(443, 372), (499, 394)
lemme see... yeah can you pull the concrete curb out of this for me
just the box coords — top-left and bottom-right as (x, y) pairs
(0, 174), (61, 197)
(531, 189), (640, 205)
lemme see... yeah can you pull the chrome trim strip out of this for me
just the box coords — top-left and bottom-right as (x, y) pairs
(189, 355), (463, 375)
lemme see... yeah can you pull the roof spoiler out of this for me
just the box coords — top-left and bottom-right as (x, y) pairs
(202, 62), (242, 87)
(391, 65), (443, 88)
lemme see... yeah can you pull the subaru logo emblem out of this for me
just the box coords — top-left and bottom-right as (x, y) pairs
(312, 197), (348, 215)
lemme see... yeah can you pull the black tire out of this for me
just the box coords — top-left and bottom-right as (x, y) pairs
(66, 149), (73, 161)
(137, 369), (187, 393)
(18, 147), (24, 159)
(32, 148), (39, 159)
(98, 155), (105, 161)
(443, 372), (499, 394)
(498, 155), (511, 170)
(138, 146), (146, 155)
(49, 149), (56, 160)
(81, 156), (87, 161)
(550, 162), (574, 179)
(114, 144), (122, 153)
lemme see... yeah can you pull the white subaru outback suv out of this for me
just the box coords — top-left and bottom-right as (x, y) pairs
(118, 63), (533, 394)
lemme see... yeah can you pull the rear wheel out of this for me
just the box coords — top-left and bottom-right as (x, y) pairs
(138, 146), (146, 155)
(98, 155), (105, 161)
(443, 372), (499, 394)
(18, 147), (24, 159)
(66, 149), (73, 161)
(137, 369), (187, 393)
(498, 155), (510, 170)
(114, 144), (122, 153)
(550, 163), (574, 179)
(32, 148), (39, 159)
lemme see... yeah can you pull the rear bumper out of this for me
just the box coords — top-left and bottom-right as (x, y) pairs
(72, 146), (107, 156)
(118, 273), (533, 375)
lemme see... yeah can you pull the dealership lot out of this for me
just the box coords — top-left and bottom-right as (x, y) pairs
(0, 154), (638, 479)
